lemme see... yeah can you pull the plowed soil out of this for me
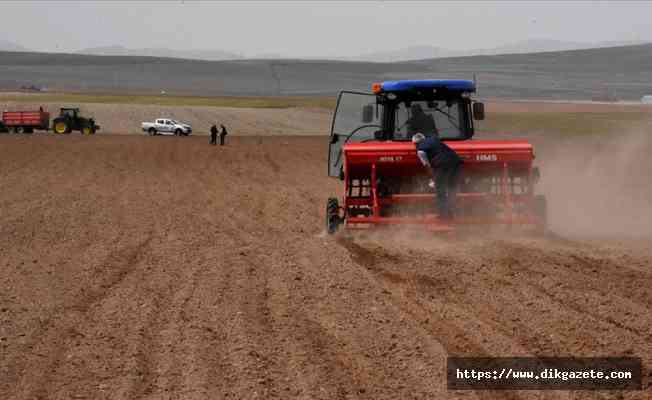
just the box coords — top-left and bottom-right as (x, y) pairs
(1, 134), (650, 400)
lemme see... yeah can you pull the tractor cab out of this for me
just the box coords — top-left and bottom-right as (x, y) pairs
(326, 79), (545, 234)
(328, 80), (484, 178)
(59, 107), (81, 119)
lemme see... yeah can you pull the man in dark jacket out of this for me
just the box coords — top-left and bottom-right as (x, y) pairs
(406, 103), (437, 137)
(412, 132), (462, 220)
(219, 124), (228, 146)
(210, 124), (218, 145)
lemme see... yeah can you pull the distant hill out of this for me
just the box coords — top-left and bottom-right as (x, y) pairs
(406, 43), (652, 99)
(486, 39), (649, 56)
(351, 39), (651, 62)
(77, 45), (243, 61)
(0, 40), (28, 52)
(1, 43), (651, 99)
(73, 39), (651, 63)
(351, 45), (447, 63)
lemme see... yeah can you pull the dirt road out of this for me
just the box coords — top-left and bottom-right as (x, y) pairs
(0, 100), (332, 135)
(1, 135), (650, 399)
(1, 97), (649, 136)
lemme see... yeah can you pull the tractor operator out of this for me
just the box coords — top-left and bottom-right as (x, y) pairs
(412, 132), (462, 220)
(406, 103), (437, 138)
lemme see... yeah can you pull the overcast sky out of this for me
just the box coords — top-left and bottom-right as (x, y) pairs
(2, 1), (652, 57)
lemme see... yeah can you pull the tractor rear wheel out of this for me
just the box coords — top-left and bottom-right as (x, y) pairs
(326, 197), (342, 234)
(54, 120), (69, 134)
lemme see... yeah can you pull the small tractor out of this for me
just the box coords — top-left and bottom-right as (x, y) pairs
(52, 107), (100, 135)
(326, 79), (546, 233)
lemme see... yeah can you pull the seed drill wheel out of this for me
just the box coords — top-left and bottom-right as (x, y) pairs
(54, 121), (68, 134)
(326, 197), (342, 234)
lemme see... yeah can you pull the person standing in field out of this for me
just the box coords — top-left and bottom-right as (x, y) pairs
(219, 124), (228, 146)
(210, 124), (218, 145)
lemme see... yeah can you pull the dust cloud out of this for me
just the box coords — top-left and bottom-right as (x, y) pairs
(540, 129), (652, 238)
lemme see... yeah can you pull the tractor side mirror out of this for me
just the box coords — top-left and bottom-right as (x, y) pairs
(473, 102), (485, 120)
(362, 104), (374, 123)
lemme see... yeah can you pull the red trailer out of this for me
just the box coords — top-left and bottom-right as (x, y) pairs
(1, 109), (50, 133)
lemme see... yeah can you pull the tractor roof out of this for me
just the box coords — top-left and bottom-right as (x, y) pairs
(373, 79), (475, 94)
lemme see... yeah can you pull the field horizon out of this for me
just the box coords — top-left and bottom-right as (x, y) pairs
(2, 92), (651, 137)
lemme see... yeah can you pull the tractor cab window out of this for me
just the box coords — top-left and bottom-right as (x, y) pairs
(61, 109), (76, 118)
(394, 99), (464, 141)
(328, 91), (380, 178)
(331, 93), (380, 141)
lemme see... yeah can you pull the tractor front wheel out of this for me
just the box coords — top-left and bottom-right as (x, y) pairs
(81, 126), (94, 135)
(326, 197), (342, 234)
(54, 121), (69, 134)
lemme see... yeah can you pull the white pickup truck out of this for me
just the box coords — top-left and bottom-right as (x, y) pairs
(141, 118), (192, 136)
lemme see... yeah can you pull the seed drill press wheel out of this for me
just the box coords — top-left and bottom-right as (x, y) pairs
(326, 197), (342, 234)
